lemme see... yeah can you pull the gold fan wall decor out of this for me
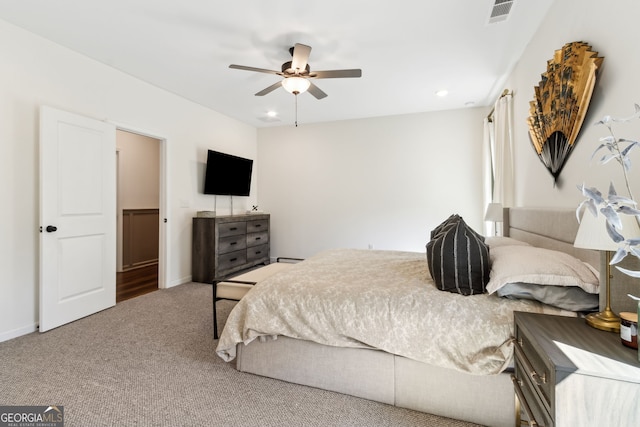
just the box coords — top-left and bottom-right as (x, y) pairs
(527, 42), (604, 182)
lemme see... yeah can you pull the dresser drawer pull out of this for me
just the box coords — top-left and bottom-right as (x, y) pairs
(255, 251), (262, 255)
(255, 224), (262, 228)
(230, 242), (237, 246)
(230, 227), (237, 231)
(255, 237), (261, 241)
(229, 258), (238, 262)
(511, 374), (539, 426)
(533, 372), (546, 385)
(515, 340), (547, 385)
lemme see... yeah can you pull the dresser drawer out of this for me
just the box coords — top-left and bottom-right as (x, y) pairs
(515, 326), (552, 411)
(247, 244), (269, 262)
(219, 221), (247, 237)
(218, 250), (247, 271)
(219, 234), (247, 254)
(514, 360), (554, 426)
(247, 219), (269, 233)
(247, 231), (268, 247)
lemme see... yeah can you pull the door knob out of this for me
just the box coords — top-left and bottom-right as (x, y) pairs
(46, 225), (57, 232)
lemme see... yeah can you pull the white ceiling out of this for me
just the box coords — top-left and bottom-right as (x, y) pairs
(0, 0), (554, 128)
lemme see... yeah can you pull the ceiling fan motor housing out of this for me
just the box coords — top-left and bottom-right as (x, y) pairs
(282, 61), (311, 76)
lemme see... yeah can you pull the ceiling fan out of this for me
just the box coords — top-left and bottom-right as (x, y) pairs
(229, 43), (362, 99)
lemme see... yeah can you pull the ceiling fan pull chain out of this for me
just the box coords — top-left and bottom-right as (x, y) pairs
(295, 94), (298, 127)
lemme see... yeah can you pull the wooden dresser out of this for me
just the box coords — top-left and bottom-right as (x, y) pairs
(191, 213), (270, 283)
(513, 311), (640, 427)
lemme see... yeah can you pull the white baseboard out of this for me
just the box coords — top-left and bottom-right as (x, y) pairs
(167, 275), (192, 288)
(0, 323), (38, 343)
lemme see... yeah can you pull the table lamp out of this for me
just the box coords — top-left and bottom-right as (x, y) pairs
(574, 210), (640, 332)
(484, 203), (504, 236)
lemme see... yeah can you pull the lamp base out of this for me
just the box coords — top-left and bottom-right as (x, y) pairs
(585, 309), (620, 332)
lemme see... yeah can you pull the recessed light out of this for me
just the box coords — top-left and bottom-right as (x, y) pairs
(259, 111), (281, 122)
(435, 89), (448, 97)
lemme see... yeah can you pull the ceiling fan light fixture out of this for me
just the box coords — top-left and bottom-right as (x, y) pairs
(282, 77), (310, 95)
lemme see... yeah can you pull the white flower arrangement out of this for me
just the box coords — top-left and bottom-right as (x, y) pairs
(577, 104), (640, 277)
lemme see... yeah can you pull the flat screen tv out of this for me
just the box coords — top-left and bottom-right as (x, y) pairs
(203, 150), (253, 196)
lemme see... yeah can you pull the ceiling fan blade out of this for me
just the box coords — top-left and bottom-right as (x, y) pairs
(255, 81), (282, 96)
(307, 81), (327, 99)
(229, 64), (281, 75)
(311, 69), (362, 79)
(291, 43), (312, 72)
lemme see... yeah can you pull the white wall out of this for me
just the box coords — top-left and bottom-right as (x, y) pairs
(258, 109), (488, 258)
(117, 130), (160, 210)
(0, 20), (257, 341)
(507, 0), (640, 208)
(258, 0), (640, 259)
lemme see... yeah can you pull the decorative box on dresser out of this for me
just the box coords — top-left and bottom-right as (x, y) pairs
(512, 311), (640, 427)
(192, 214), (270, 283)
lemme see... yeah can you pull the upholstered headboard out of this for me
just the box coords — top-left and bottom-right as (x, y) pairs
(504, 207), (599, 269)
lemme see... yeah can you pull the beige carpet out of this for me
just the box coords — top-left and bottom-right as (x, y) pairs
(0, 282), (483, 427)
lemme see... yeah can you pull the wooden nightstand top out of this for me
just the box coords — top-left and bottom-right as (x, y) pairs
(515, 311), (640, 384)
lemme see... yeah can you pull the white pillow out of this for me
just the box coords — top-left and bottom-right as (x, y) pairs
(484, 236), (531, 248)
(487, 245), (599, 294)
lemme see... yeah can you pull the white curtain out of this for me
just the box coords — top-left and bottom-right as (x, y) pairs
(483, 92), (514, 235)
(482, 117), (495, 235)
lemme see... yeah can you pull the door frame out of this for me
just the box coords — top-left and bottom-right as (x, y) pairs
(113, 122), (168, 289)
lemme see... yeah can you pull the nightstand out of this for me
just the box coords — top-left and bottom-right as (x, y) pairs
(512, 312), (640, 427)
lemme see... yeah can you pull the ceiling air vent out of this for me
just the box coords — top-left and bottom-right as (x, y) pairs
(488, 0), (514, 24)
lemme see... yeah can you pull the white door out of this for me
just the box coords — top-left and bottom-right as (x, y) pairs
(39, 106), (116, 332)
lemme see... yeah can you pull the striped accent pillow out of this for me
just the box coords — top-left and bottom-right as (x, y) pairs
(430, 214), (461, 239)
(426, 218), (490, 295)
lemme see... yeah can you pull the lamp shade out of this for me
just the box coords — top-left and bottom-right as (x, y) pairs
(574, 210), (640, 251)
(282, 77), (310, 94)
(484, 203), (504, 222)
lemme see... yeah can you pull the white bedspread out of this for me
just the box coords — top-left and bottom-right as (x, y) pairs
(216, 249), (572, 375)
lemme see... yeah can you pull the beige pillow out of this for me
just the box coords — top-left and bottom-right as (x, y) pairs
(484, 236), (531, 248)
(487, 245), (599, 294)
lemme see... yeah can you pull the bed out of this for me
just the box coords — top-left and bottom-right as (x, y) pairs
(215, 207), (601, 427)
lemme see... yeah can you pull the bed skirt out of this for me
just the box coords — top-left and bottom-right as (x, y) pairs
(236, 336), (514, 427)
